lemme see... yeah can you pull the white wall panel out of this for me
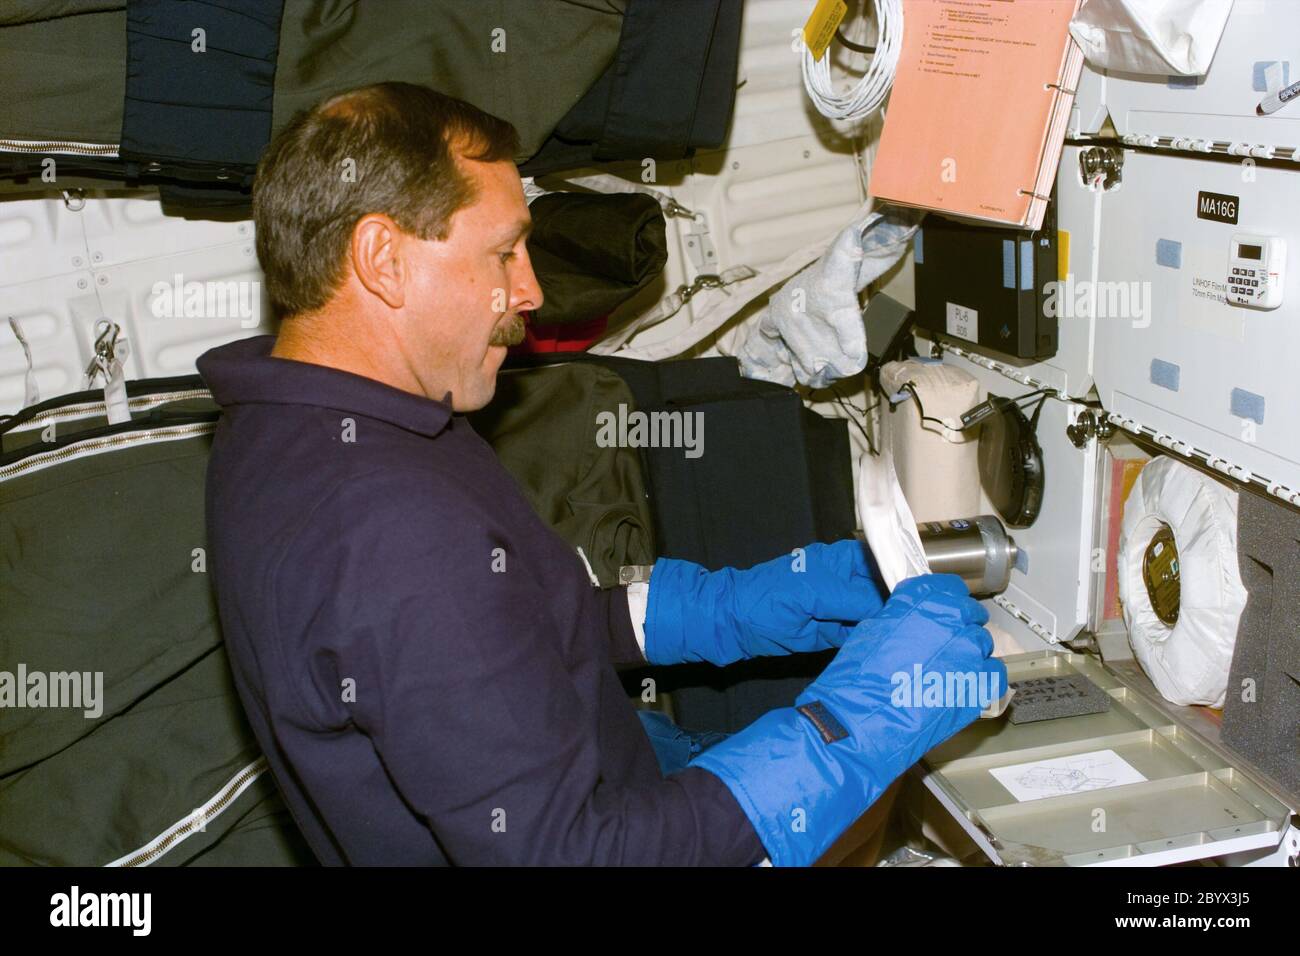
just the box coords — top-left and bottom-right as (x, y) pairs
(0, 274), (87, 409)
(1069, 61), (1109, 138)
(101, 244), (268, 377)
(1091, 149), (1300, 499)
(941, 351), (1103, 653)
(80, 192), (252, 267)
(0, 194), (88, 287)
(0, 189), (269, 415)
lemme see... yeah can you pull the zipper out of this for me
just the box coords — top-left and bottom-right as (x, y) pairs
(0, 421), (215, 482)
(0, 139), (119, 157)
(106, 758), (268, 867)
(5, 389), (212, 434)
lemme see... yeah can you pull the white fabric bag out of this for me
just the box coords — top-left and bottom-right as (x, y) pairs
(1117, 456), (1246, 707)
(1068, 0), (1234, 76)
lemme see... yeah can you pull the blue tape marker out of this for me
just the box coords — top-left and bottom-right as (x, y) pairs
(1156, 238), (1182, 269)
(1253, 61), (1291, 92)
(914, 229), (924, 264)
(1150, 358), (1181, 391)
(1019, 240), (1034, 291)
(1230, 388), (1265, 424)
(1002, 239), (1015, 289)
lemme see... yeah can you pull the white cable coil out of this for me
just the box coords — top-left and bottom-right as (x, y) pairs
(800, 0), (903, 123)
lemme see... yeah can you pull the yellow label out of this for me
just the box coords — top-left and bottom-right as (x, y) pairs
(1057, 229), (1070, 281)
(803, 0), (847, 62)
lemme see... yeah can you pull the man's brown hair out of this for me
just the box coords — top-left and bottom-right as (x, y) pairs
(253, 82), (520, 319)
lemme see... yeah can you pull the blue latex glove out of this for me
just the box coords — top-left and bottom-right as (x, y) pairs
(643, 540), (884, 666)
(690, 573), (1007, 867)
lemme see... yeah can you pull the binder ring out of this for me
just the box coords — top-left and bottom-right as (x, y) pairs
(1017, 189), (1052, 201)
(1045, 82), (1076, 95)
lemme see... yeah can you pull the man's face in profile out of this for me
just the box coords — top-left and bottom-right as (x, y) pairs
(400, 156), (542, 411)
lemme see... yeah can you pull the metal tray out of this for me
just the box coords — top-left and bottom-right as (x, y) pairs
(919, 651), (1294, 866)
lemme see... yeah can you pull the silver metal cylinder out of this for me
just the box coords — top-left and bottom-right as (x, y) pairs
(918, 515), (1019, 596)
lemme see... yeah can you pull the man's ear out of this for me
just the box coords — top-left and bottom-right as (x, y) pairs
(351, 213), (406, 310)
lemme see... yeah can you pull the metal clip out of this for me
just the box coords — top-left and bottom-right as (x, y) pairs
(650, 265), (759, 326)
(84, 319), (122, 383)
(678, 273), (729, 304)
(662, 197), (696, 219)
(618, 565), (654, 585)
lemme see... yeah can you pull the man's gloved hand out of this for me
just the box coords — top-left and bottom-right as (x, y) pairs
(690, 573), (1006, 867)
(642, 540), (884, 667)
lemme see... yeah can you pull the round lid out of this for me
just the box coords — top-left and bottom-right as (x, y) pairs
(978, 397), (1044, 528)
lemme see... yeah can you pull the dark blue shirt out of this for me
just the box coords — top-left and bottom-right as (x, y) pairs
(197, 335), (764, 865)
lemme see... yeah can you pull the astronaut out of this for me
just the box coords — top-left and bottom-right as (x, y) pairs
(199, 82), (1003, 866)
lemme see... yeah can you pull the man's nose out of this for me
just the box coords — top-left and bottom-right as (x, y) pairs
(513, 255), (544, 315)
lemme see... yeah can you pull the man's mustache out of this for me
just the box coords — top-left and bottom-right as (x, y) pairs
(489, 313), (526, 347)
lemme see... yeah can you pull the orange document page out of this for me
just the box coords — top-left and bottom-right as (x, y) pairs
(869, 0), (1082, 229)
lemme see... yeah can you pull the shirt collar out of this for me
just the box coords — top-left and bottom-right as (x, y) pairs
(196, 335), (454, 438)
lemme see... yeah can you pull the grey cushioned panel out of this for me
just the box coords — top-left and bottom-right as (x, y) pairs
(1221, 491), (1300, 794)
